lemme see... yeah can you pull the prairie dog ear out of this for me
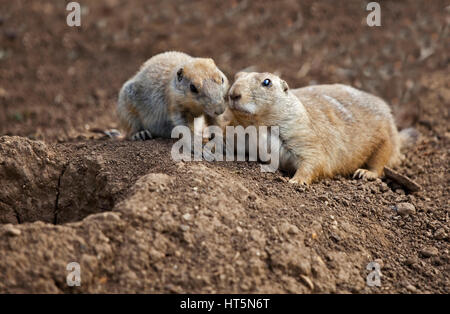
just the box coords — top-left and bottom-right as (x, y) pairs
(177, 68), (183, 81)
(234, 72), (248, 81)
(206, 58), (215, 65)
(281, 79), (289, 93)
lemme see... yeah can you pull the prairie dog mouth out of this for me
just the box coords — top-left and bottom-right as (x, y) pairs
(231, 107), (252, 115)
(205, 111), (219, 118)
(205, 106), (225, 117)
(230, 102), (256, 116)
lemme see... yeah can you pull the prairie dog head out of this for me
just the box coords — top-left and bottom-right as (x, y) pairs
(228, 72), (291, 124)
(171, 58), (229, 118)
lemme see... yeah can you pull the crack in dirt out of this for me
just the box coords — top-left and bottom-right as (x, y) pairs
(13, 208), (20, 224)
(53, 164), (67, 225)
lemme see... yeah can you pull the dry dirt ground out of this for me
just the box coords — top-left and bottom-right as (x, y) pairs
(0, 0), (449, 293)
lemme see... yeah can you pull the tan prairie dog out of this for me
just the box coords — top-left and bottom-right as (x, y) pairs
(227, 71), (418, 184)
(117, 51), (229, 140)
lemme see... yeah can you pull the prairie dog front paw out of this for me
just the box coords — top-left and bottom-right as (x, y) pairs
(131, 130), (153, 141)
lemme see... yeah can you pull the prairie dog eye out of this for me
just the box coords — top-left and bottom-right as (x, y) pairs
(190, 84), (198, 94)
(222, 77), (224, 84)
(262, 79), (272, 87)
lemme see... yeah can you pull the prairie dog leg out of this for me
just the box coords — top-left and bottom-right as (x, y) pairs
(354, 138), (393, 180)
(353, 168), (379, 180)
(289, 162), (318, 185)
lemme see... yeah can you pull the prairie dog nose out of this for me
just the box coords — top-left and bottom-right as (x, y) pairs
(229, 93), (241, 101)
(215, 105), (225, 115)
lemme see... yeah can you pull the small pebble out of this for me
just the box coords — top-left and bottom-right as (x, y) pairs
(380, 183), (389, 192)
(279, 222), (299, 235)
(4, 224), (21, 236)
(180, 224), (189, 232)
(300, 275), (314, 290)
(182, 213), (191, 221)
(396, 202), (416, 216)
(406, 284), (417, 293)
(433, 228), (446, 240)
(330, 233), (341, 242)
(420, 246), (439, 258)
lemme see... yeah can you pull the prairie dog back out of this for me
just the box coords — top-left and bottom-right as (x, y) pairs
(291, 84), (402, 173)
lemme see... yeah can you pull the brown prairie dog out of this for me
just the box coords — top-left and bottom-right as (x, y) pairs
(227, 71), (418, 184)
(117, 51), (229, 140)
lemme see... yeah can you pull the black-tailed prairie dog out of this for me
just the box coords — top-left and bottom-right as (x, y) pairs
(118, 51), (229, 140)
(227, 71), (418, 185)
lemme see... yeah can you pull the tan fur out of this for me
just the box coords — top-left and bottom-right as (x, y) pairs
(127, 103), (140, 119)
(183, 58), (223, 86)
(226, 72), (414, 184)
(117, 51), (229, 140)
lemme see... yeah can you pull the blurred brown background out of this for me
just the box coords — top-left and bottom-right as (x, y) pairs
(0, 0), (448, 141)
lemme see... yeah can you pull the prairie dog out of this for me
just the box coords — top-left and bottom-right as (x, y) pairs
(118, 51), (229, 140)
(227, 71), (418, 184)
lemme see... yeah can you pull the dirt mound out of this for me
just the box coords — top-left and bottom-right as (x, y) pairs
(0, 141), (363, 293)
(0, 127), (448, 293)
